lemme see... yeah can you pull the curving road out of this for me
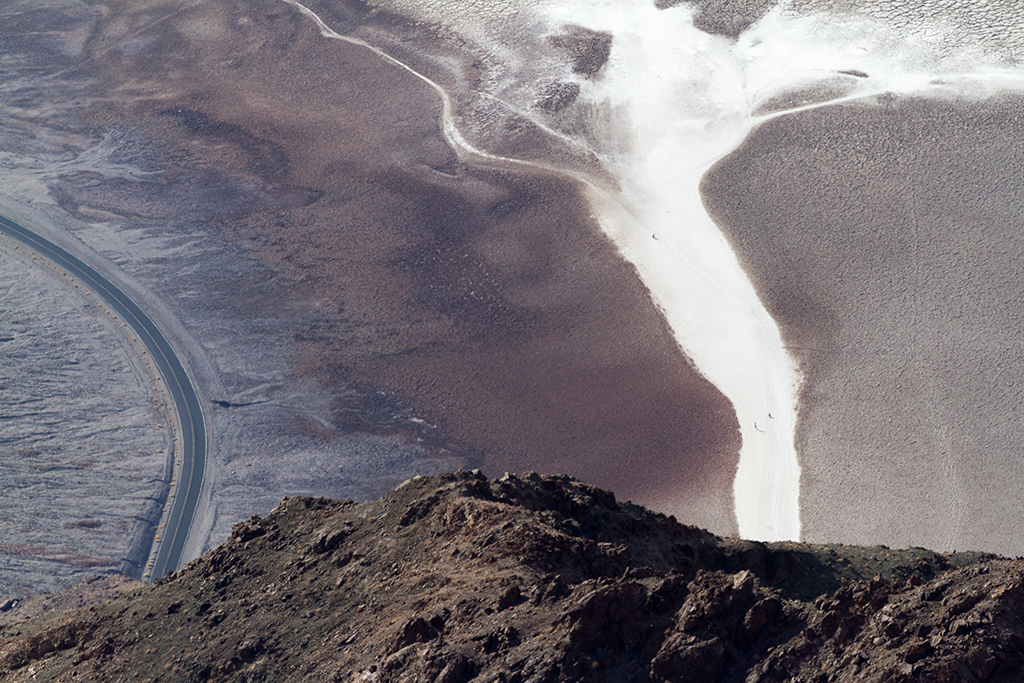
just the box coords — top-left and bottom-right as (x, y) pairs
(0, 213), (206, 580)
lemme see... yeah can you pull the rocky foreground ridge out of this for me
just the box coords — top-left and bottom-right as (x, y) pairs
(1, 471), (1023, 682)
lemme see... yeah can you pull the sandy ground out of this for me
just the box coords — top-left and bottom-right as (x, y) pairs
(280, 0), (789, 539)
(703, 94), (1024, 555)
(241, 2), (742, 532)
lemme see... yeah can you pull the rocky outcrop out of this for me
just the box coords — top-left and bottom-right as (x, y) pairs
(0, 471), (1018, 682)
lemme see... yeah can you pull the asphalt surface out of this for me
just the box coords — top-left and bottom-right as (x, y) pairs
(0, 213), (206, 580)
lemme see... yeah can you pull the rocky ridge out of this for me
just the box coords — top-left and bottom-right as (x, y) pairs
(0, 471), (1021, 682)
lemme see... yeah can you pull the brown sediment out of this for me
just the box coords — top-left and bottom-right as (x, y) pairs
(323, 169), (742, 533)
(656, 0), (780, 39)
(82, 0), (742, 533)
(702, 93), (1024, 554)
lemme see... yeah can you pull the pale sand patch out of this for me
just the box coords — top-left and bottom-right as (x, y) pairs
(703, 94), (1024, 556)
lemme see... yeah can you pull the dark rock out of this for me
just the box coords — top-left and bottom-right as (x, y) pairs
(399, 494), (441, 527)
(474, 625), (519, 654)
(651, 633), (727, 682)
(677, 570), (755, 631)
(306, 520), (352, 554)
(236, 639), (262, 660)
(1, 473), (1022, 682)
(533, 574), (570, 604)
(904, 639), (932, 664)
(883, 619), (903, 639)
(230, 515), (266, 543)
(744, 597), (781, 632)
(496, 585), (522, 611)
(392, 616), (440, 652)
(564, 581), (646, 645)
(950, 618), (971, 636)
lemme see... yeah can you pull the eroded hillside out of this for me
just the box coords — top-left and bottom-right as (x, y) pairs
(0, 472), (1019, 682)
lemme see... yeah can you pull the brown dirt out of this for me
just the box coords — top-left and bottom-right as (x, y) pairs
(80, 0), (742, 532)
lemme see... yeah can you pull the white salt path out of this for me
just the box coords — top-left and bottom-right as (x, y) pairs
(545, 1), (804, 541)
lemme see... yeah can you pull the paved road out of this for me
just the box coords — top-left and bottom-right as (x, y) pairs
(0, 213), (206, 579)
